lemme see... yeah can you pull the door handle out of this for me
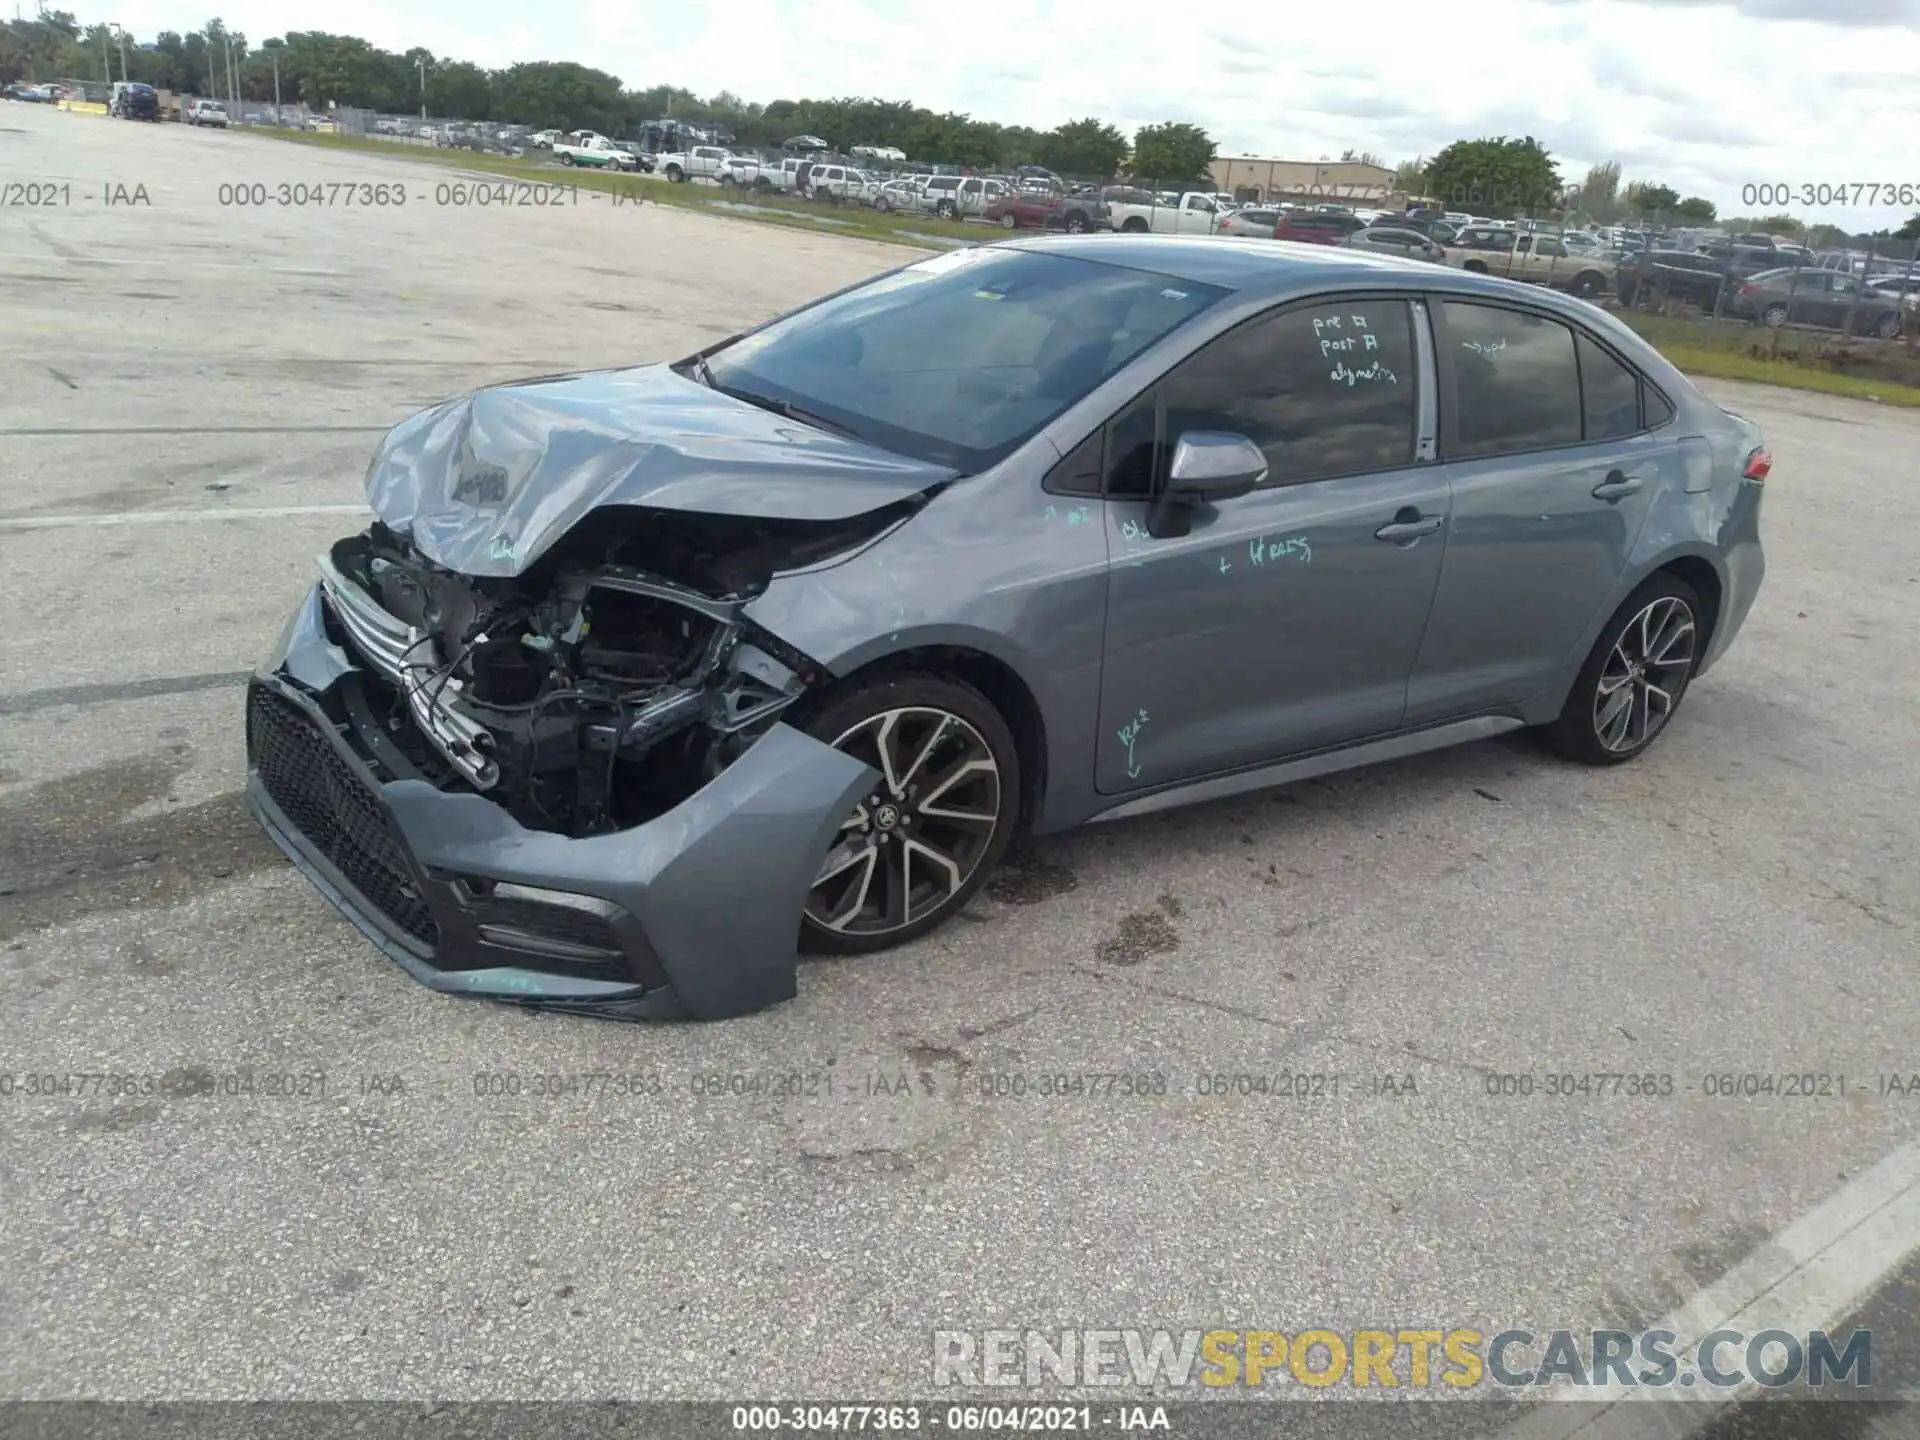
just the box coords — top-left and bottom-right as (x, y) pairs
(1374, 513), (1444, 542)
(1592, 470), (1644, 502)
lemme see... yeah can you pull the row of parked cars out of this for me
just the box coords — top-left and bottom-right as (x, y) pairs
(1614, 243), (1915, 336)
(1, 81), (67, 102)
(512, 132), (1913, 337)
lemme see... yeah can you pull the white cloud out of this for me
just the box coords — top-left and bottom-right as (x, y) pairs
(109, 0), (1920, 229)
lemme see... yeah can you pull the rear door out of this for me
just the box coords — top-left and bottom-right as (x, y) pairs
(1786, 270), (1834, 326)
(1406, 299), (1678, 723)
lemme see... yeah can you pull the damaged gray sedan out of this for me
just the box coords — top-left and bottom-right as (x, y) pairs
(248, 236), (1766, 1020)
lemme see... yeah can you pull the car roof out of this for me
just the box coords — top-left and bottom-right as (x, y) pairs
(997, 235), (1603, 307)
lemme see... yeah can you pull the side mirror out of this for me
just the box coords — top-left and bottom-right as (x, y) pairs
(1148, 432), (1267, 537)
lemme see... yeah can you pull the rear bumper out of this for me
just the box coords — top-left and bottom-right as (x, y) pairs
(246, 583), (876, 1022)
(1700, 483), (1766, 675)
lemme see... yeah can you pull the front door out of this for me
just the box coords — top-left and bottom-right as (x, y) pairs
(1406, 298), (1672, 723)
(1094, 295), (1450, 794)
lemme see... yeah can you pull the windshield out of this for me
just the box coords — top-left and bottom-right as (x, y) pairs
(698, 248), (1229, 473)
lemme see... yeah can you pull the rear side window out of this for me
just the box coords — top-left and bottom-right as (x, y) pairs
(1440, 301), (1582, 458)
(1576, 334), (1641, 441)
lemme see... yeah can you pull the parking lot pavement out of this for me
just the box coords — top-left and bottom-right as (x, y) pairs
(4, 106), (1920, 1404)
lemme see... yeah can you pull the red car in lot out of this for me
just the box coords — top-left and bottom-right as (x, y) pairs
(1273, 211), (1366, 244)
(981, 192), (1113, 234)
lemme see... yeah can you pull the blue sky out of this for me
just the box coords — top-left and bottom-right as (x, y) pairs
(110, 0), (1920, 229)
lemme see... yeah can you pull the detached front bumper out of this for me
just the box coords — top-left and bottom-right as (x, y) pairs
(245, 584), (876, 1021)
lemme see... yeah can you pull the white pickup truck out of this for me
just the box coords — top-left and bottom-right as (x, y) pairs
(552, 133), (638, 170)
(1106, 190), (1229, 235)
(657, 145), (732, 183)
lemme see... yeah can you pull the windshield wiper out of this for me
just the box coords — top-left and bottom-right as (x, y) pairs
(712, 383), (860, 440)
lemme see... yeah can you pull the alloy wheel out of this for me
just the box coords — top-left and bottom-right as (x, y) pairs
(806, 707), (1002, 937)
(1593, 596), (1696, 754)
(1761, 304), (1789, 327)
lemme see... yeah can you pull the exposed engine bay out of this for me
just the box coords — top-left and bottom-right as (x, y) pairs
(317, 503), (908, 837)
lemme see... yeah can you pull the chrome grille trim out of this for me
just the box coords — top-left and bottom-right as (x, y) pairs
(316, 552), (500, 789)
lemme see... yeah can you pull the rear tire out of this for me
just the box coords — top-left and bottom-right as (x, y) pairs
(1539, 574), (1702, 766)
(1761, 303), (1789, 327)
(1121, 216), (1148, 233)
(936, 198), (957, 220)
(1000, 212), (1018, 229)
(798, 672), (1020, 955)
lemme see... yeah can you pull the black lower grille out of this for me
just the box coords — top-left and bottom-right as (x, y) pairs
(485, 897), (623, 954)
(248, 685), (441, 947)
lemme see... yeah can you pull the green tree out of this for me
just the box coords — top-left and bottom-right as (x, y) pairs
(493, 60), (624, 131)
(427, 60), (491, 119)
(1673, 196), (1717, 222)
(1036, 117), (1128, 178)
(1392, 157), (1427, 195)
(1623, 181), (1680, 216)
(1580, 160), (1621, 217)
(1129, 121), (1217, 187)
(1897, 212), (1920, 241)
(1422, 136), (1562, 218)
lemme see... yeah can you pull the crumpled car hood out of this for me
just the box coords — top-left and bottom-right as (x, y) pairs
(365, 363), (957, 577)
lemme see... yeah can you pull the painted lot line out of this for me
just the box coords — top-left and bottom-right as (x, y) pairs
(1490, 1141), (1920, 1439)
(0, 505), (370, 530)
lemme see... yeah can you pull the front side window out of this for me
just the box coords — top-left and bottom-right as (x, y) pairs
(1158, 298), (1418, 489)
(1440, 301), (1582, 458)
(700, 249), (1228, 474)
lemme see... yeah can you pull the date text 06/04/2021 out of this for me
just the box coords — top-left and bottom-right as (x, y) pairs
(728, 1405), (1170, 1433)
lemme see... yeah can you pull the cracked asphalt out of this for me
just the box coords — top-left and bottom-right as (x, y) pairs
(3, 106), (1918, 1404)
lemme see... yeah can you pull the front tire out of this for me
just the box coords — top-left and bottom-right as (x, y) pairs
(999, 212), (1018, 229)
(1540, 575), (1702, 766)
(800, 674), (1020, 955)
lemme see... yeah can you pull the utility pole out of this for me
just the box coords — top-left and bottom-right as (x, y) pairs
(271, 48), (280, 119)
(416, 56), (427, 119)
(114, 25), (128, 84)
(100, 26), (110, 83)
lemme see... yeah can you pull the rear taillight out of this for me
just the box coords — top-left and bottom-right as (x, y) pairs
(1739, 283), (1759, 295)
(1743, 447), (1771, 482)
